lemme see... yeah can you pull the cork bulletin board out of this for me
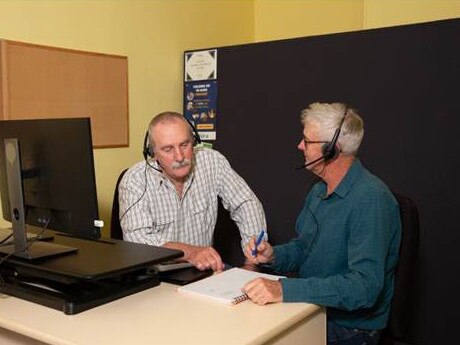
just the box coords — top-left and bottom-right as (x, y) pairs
(0, 40), (128, 148)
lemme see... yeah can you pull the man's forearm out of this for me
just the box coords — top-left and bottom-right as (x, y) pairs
(163, 242), (194, 260)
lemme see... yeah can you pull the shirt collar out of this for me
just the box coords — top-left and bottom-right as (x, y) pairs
(332, 158), (363, 198)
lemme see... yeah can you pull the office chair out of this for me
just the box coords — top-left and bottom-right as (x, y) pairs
(379, 192), (420, 345)
(110, 169), (128, 240)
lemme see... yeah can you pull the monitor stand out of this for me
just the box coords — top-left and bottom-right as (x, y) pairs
(0, 226), (54, 244)
(0, 241), (77, 259)
(0, 139), (77, 260)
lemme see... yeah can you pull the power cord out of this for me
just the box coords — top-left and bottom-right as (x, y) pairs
(0, 233), (13, 246)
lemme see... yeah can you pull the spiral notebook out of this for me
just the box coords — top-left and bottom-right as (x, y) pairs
(177, 267), (284, 305)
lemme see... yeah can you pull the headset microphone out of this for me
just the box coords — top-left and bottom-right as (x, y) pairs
(147, 160), (162, 172)
(296, 155), (327, 170)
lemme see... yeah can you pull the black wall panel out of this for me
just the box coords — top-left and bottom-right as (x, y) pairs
(198, 19), (460, 344)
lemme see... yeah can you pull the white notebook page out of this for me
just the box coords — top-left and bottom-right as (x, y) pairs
(177, 267), (284, 305)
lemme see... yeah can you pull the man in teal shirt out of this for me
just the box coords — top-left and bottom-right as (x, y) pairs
(243, 102), (401, 345)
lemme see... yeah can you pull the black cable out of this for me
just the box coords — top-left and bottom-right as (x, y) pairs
(25, 217), (50, 248)
(0, 233), (13, 246)
(0, 250), (17, 292)
(119, 162), (150, 222)
(301, 206), (321, 255)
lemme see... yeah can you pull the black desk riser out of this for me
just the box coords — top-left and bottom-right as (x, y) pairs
(0, 232), (183, 314)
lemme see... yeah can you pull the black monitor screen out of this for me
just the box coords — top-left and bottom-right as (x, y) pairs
(0, 118), (100, 239)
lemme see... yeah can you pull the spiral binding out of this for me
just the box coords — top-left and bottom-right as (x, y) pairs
(232, 293), (249, 305)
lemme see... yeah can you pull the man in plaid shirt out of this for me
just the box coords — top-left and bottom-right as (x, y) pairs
(119, 112), (266, 272)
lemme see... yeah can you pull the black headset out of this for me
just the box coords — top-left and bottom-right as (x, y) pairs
(142, 117), (201, 160)
(321, 107), (348, 161)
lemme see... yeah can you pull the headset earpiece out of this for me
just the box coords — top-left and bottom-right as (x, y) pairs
(322, 106), (348, 162)
(322, 142), (337, 161)
(142, 131), (154, 159)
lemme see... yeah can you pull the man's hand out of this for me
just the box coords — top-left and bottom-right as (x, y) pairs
(164, 242), (224, 272)
(243, 278), (283, 305)
(244, 236), (274, 265)
(186, 245), (225, 271)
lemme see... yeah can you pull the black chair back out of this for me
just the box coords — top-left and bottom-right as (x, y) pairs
(380, 192), (420, 344)
(110, 169), (128, 240)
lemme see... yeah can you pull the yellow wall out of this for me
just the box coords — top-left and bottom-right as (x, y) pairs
(254, 0), (460, 42)
(364, 0), (460, 29)
(1, 0), (459, 235)
(0, 0), (254, 234)
(254, 0), (364, 41)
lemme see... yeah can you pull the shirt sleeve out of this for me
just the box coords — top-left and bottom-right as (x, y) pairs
(215, 152), (267, 250)
(271, 191), (319, 273)
(271, 239), (307, 272)
(118, 165), (165, 246)
(279, 190), (401, 311)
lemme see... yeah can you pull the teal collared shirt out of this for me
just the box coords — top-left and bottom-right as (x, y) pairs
(273, 159), (401, 330)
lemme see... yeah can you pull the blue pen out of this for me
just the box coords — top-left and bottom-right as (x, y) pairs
(252, 230), (265, 257)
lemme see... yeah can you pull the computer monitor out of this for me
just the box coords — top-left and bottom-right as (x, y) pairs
(0, 118), (101, 252)
(0, 118), (184, 310)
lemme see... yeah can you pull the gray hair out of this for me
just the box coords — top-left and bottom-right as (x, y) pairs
(148, 111), (194, 148)
(300, 102), (364, 156)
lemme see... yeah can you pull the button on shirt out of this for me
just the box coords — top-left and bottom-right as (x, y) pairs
(272, 159), (401, 330)
(119, 147), (266, 251)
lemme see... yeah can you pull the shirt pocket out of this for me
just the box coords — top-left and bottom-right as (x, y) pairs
(192, 197), (208, 214)
(191, 198), (208, 226)
(190, 198), (213, 243)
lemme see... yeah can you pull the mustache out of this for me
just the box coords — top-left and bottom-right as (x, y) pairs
(171, 159), (191, 169)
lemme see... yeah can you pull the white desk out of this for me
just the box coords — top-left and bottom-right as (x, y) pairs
(0, 282), (326, 345)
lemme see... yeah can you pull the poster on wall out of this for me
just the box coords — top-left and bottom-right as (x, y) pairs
(185, 49), (217, 81)
(184, 80), (217, 141)
(184, 49), (217, 141)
